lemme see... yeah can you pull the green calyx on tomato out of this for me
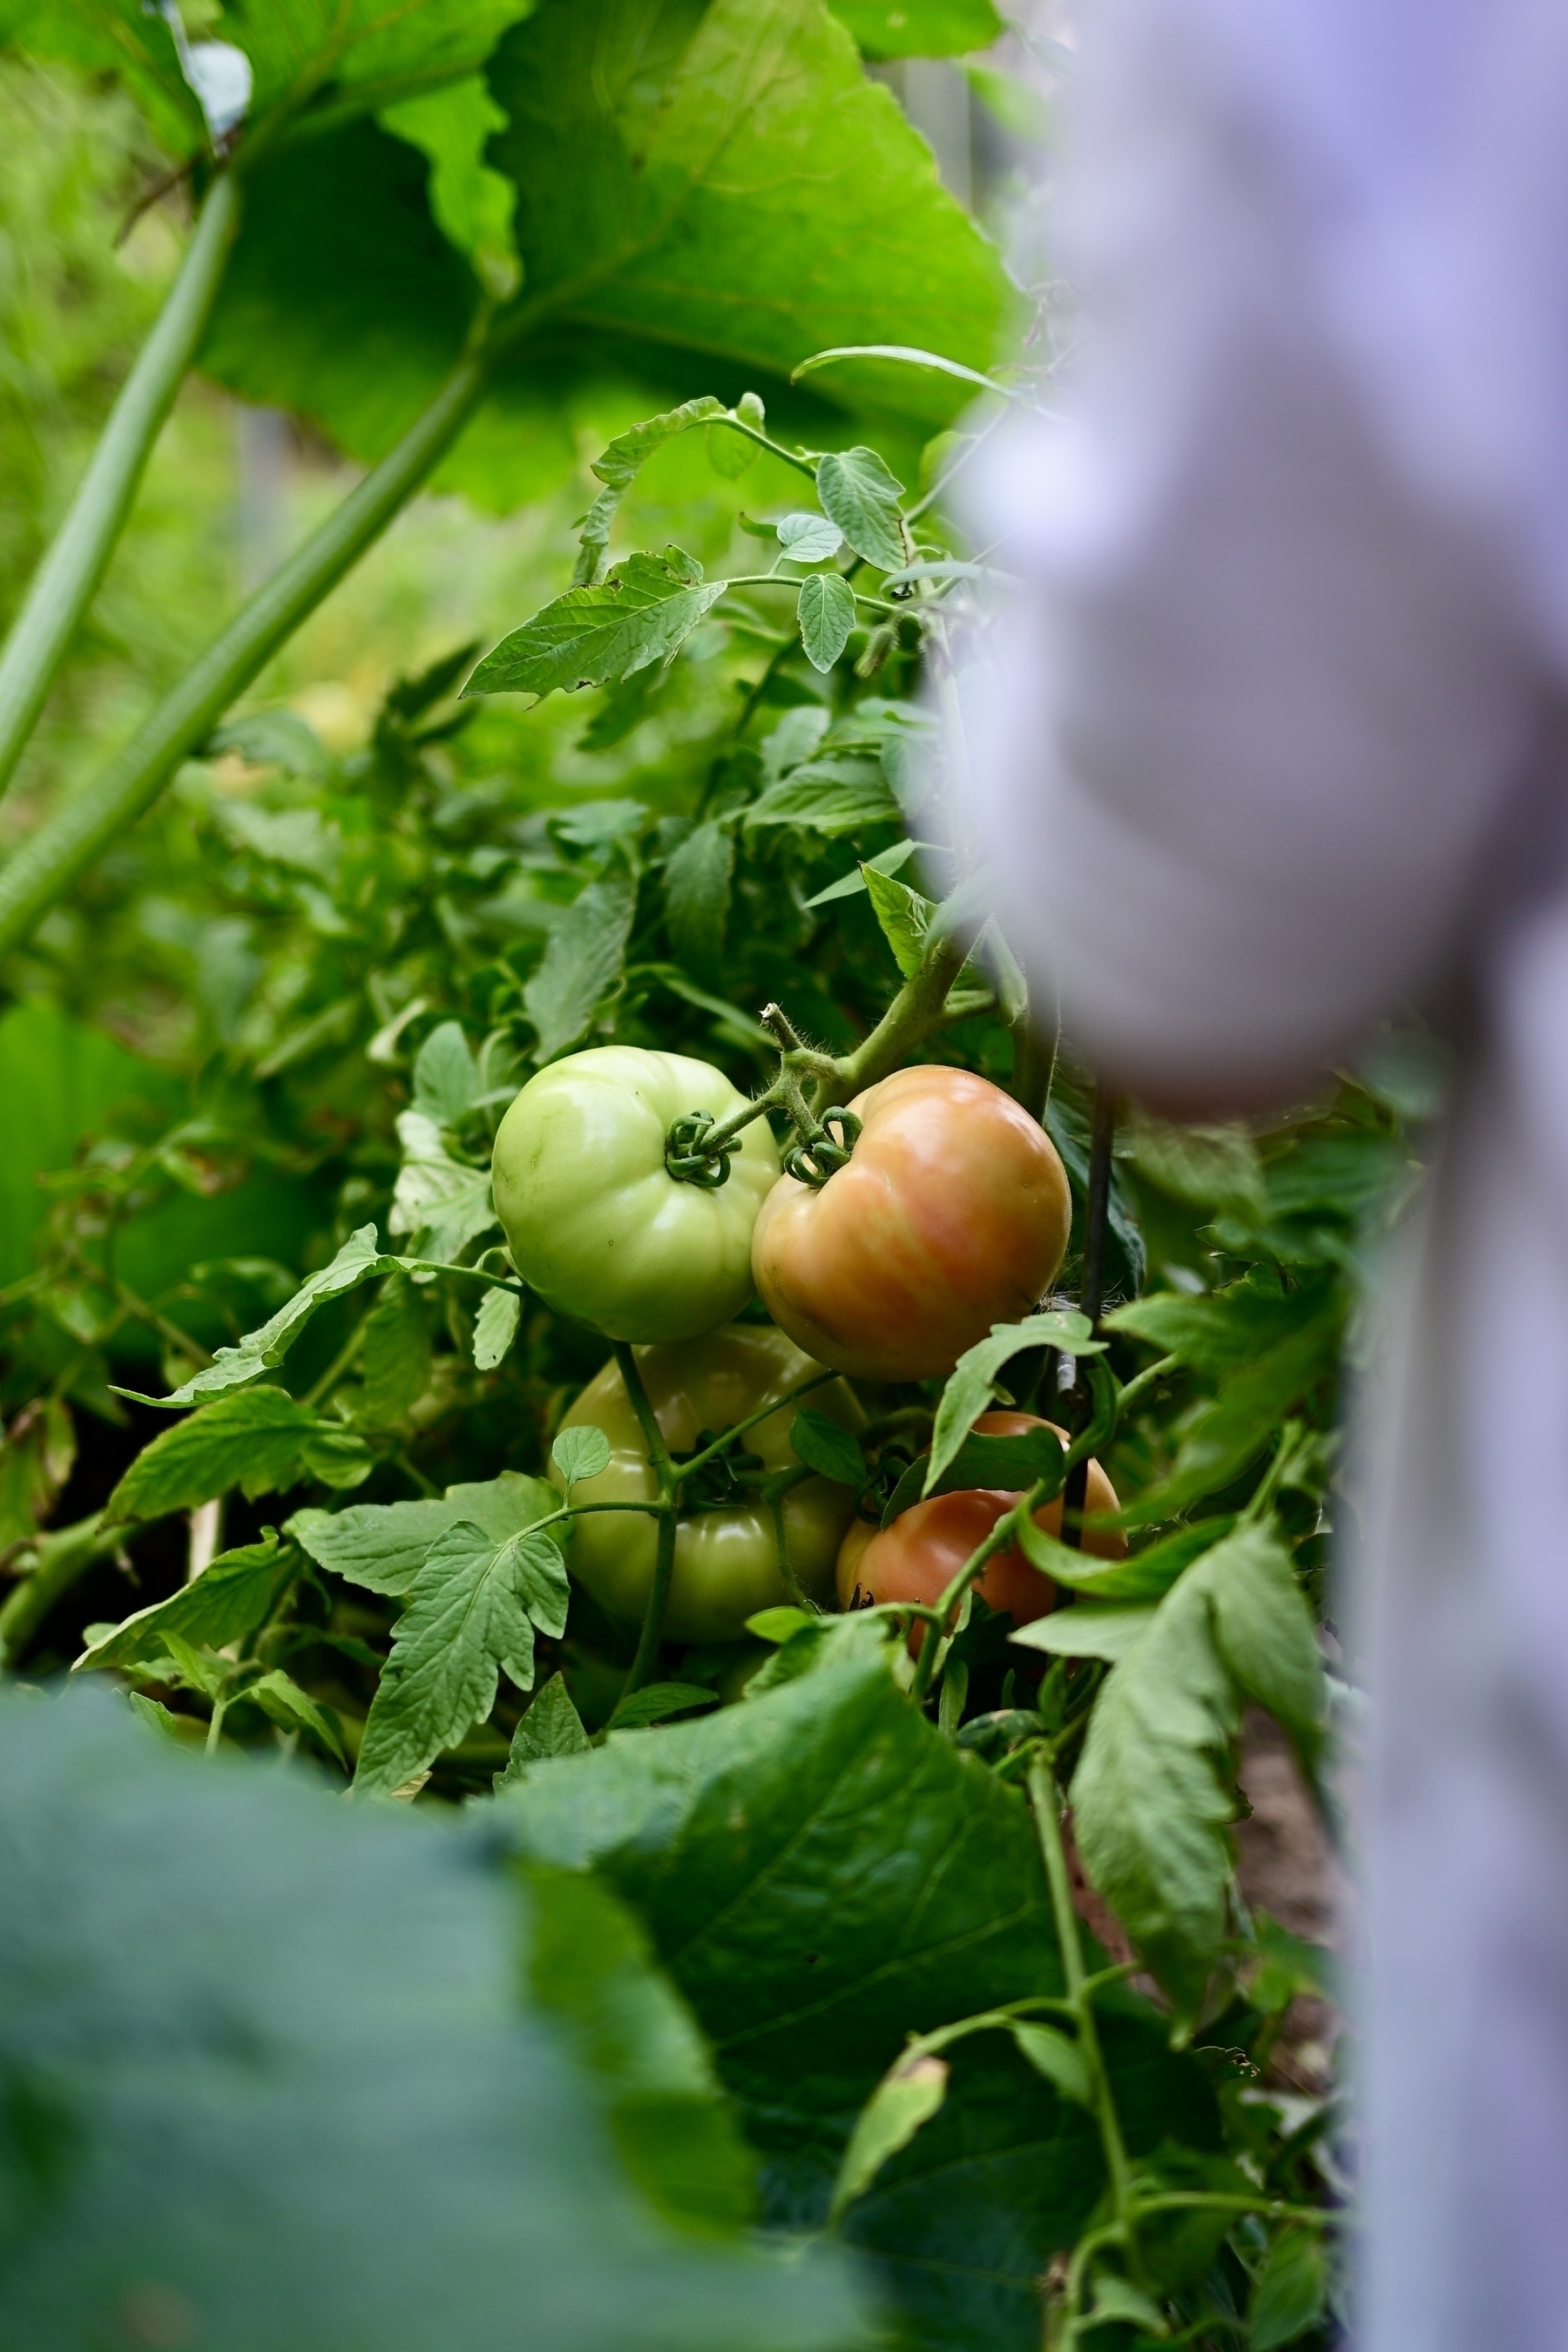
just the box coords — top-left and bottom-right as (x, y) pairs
(836, 1411), (1125, 1641)
(492, 1046), (780, 1343)
(753, 1063), (1073, 1382)
(551, 1322), (863, 1645)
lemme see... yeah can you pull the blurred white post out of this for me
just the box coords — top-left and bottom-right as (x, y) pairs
(235, 405), (288, 592)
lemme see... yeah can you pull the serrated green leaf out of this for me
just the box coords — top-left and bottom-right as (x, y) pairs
(829, 2054), (949, 2224)
(796, 573), (856, 673)
(1106, 1267), (1334, 1381)
(524, 861), (638, 1062)
(360, 1272), (434, 1423)
(789, 1408), (866, 1489)
(803, 839), (921, 909)
(149, 1227), (396, 1408)
(573, 399), (730, 585)
(607, 1683), (721, 1732)
(105, 1390), (373, 1526)
(468, 550), (727, 700)
(777, 513), (843, 563)
(815, 447), (905, 570)
(472, 1285), (521, 1371)
(663, 819), (733, 975)
(1012, 1607), (1157, 1661)
(926, 1313), (1100, 1493)
(1251, 2227), (1327, 2349)
(246, 1668), (347, 1764)
(745, 757), (900, 835)
(861, 862), (933, 977)
(288, 1471), (555, 1598)
(355, 1518), (570, 1794)
(411, 1020), (479, 1125)
(389, 1113), (497, 1262)
(1008, 2022), (1091, 2106)
(552, 1425), (612, 1490)
(1069, 1524), (1328, 2017)
(496, 1672), (591, 1787)
(78, 1536), (301, 1671)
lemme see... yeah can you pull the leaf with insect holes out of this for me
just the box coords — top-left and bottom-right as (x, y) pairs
(789, 1409), (866, 1490)
(862, 864), (934, 978)
(354, 1522), (571, 1795)
(360, 1272), (433, 1423)
(138, 1227), (398, 1408)
(1068, 1522), (1327, 2018)
(552, 1426), (612, 1492)
(829, 2054), (949, 2225)
(495, 1672), (591, 1787)
(525, 862), (638, 1063)
(465, 549), (727, 700)
(105, 1390), (372, 1525)
(815, 448), (905, 571)
(925, 1314), (1103, 1494)
(288, 1471), (556, 1598)
(797, 574), (856, 674)
(777, 513), (843, 563)
(664, 819), (734, 973)
(472, 1286), (521, 1371)
(78, 1536), (301, 1671)
(247, 1669), (346, 1764)
(411, 1021), (479, 1125)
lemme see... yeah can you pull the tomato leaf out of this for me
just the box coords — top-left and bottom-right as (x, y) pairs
(524, 862), (638, 1063)
(861, 862), (934, 977)
(471, 1285), (521, 1371)
(131, 1226), (396, 1408)
(495, 1672), (591, 1787)
(389, 1113), (497, 1262)
(745, 756), (901, 836)
(551, 1425), (612, 1491)
(77, 1535), (301, 1671)
(803, 839), (922, 909)
(360, 1272), (434, 1422)
(245, 1668), (347, 1765)
(288, 1470), (556, 1598)
(796, 573), (856, 674)
(572, 398), (731, 585)
(1012, 1606), (1157, 1661)
(354, 1521), (571, 1795)
(777, 513), (843, 563)
(607, 1683), (721, 1732)
(1013, 1516), (1233, 1605)
(1069, 1524), (1328, 2018)
(828, 2052), (949, 2225)
(104, 1389), (372, 1525)
(1250, 2227), (1328, 2349)
(663, 819), (734, 976)
(815, 448), (905, 570)
(467, 549), (728, 700)
(926, 1313), (1101, 1495)
(410, 1019), (479, 1125)
(1008, 2021), (1092, 2107)
(1118, 1319), (1342, 1525)
(789, 1408), (866, 1489)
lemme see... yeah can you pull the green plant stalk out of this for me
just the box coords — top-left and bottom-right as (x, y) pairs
(0, 172), (242, 801)
(0, 1511), (141, 1669)
(612, 1342), (679, 1695)
(0, 348), (491, 961)
(1027, 1754), (1146, 2328)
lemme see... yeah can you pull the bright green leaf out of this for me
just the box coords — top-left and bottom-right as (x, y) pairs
(411, 1020), (479, 1125)
(815, 447), (905, 570)
(745, 757), (901, 835)
(105, 1389), (373, 1525)
(143, 1227), (395, 1408)
(495, 1672), (591, 1787)
(777, 512), (843, 563)
(246, 1668), (347, 1764)
(926, 1313), (1100, 1493)
(572, 399), (730, 585)
(78, 1536), (301, 1670)
(789, 1408), (866, 1489)
(389, 1112), (497, 1262)
(289, 1470), (556, 1598)
(551, 1425), (612, 1490)
(797, 572), (856, 673)
(524, 861), (638, 1062)
(663, 819), (734, 975)
(825, 0), (1004, 60)
(466, 550), (727, 700)
(861, 862), (933, 977)
(1012, 1607), (1157, 1661)
(1008, 2022), (1091, 2107)
(472, 1285), (521, 1371)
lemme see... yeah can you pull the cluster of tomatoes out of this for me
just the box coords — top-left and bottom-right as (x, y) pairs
(491, 1046), (1122, 1648)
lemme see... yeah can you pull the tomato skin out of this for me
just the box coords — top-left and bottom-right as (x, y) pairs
(492, 1046), (780, 1344)
(551, 1322), (863, 1645)
(836, 1413), (1125, 1637)
(751, 1064), (1071, 1382)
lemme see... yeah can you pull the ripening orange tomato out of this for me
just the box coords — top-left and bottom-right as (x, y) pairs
(836, 1412), (1125, 1637)
(751, 1064), (1072, 1382)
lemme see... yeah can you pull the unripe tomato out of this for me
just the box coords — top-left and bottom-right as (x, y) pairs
(552, 1322), (863, 1644)
(836, 1412), (1125, 1637)
(492, 1046), (779, 1343)
(751, 1064), (1071, 1382)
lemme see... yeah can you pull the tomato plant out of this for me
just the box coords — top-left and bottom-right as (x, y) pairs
(0, 7), (1384, 2348)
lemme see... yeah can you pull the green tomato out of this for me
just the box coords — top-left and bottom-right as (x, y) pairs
(492, 1047), (780, 1343)
(551, 1322), (863, 1645)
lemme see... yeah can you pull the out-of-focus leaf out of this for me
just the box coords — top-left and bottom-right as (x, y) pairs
(411, 1020), (479, 1125)
(104, 1389), (373, 1524)
(826, 0), (1004, 57)
(1106, 1268), (1334, 1382)
(78, 1534), (301, 1670)
(0, 1399), (75, 1547)
(246, 1666), (347, 1763)
(1125, 1108), (1265, 1216)
(381, 75), (517, 284)
(360, 1272), (434, 1422)
(288, 1470), (554, 1598)
(828, 2053), (949, 2225)
(1250, 2227), (1327, 2349)
(606, 1683), (721, 1731)
(0, 1682), (865, 2350)
(524, 862), (637, 1061)
(208, 709), (328, 776)
(745, 757), (900, 836)
(663, 820), (733, 975)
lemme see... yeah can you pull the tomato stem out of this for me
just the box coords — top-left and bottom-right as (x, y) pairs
(1060, 1083), (1117, 1551)
(612, 1342), (681, 1694)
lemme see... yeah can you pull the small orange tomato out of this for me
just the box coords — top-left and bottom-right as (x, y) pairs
(751, 1064), (1071, 1382)
(836, 1413), (1125, 1640)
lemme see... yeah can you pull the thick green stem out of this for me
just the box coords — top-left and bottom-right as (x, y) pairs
(821, 929), (969, 1106)
(0, 1511), (140, 1669)
(0, 349), (491, 961)
(0, 172), (242, 801)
